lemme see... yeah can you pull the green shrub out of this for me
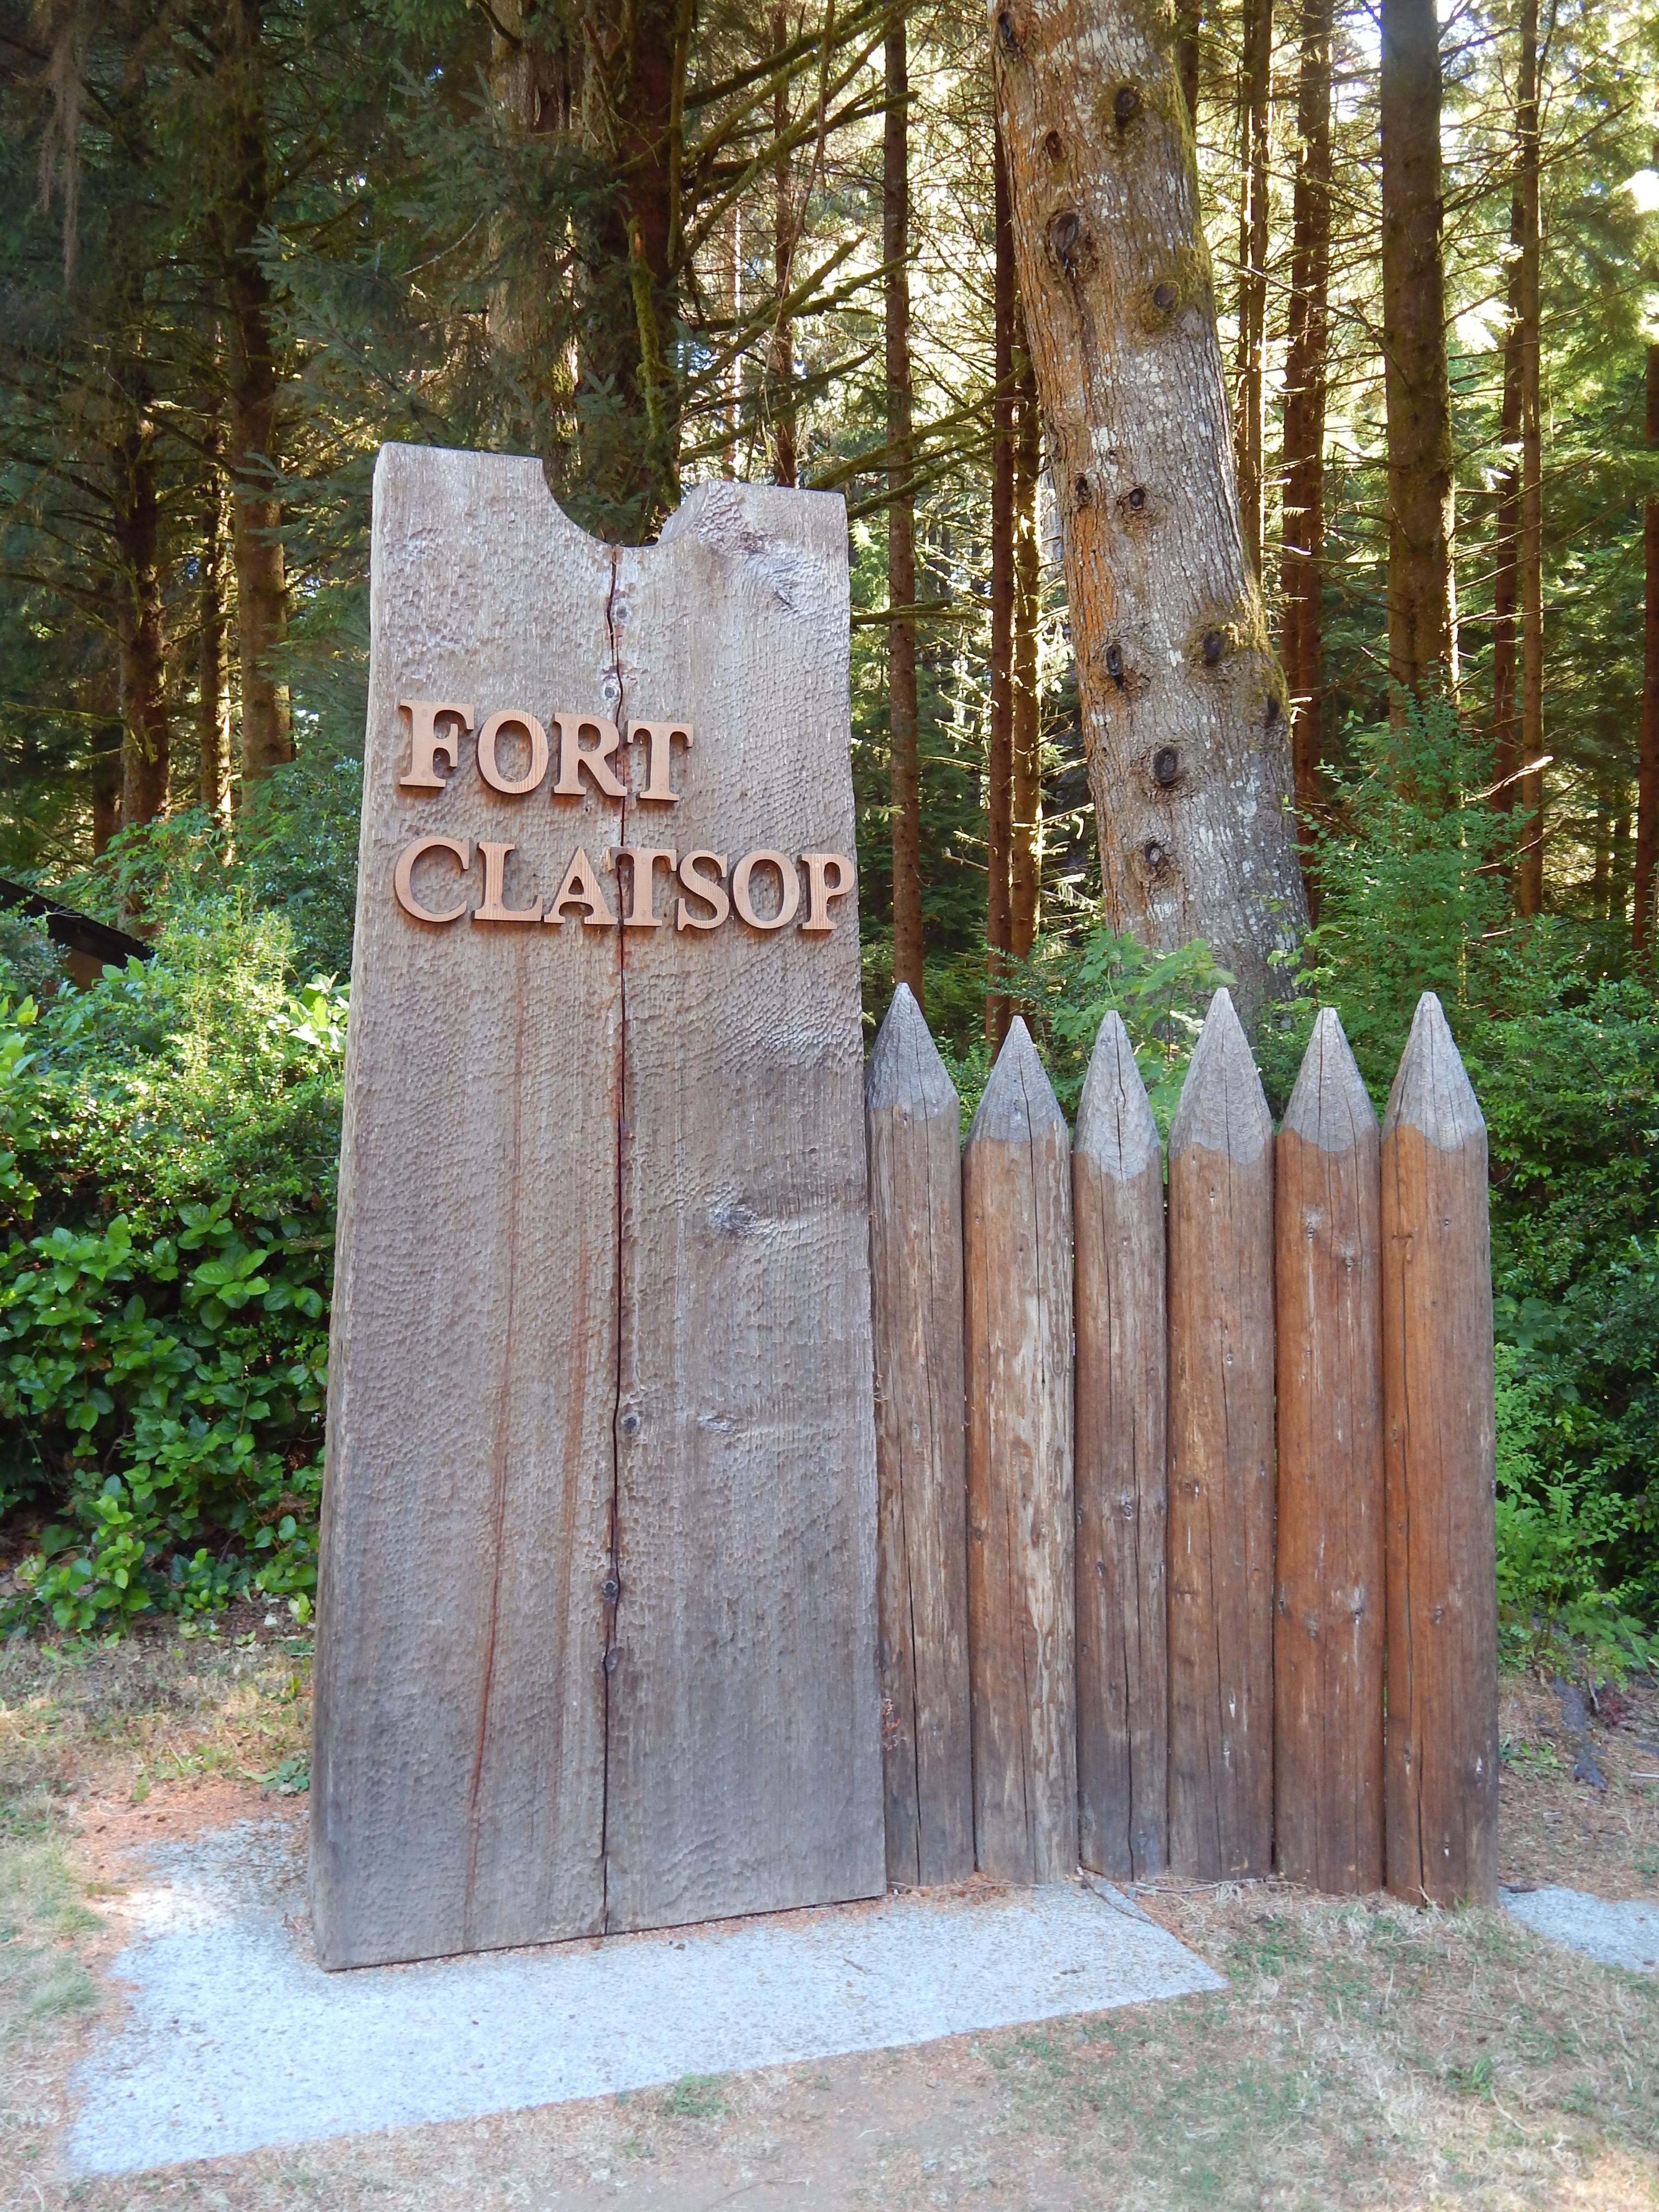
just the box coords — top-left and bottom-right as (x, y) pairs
(0, 893), (343, 1630)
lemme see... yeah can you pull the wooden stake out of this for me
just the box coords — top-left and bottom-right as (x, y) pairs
(1167, 988), (1275, 1878)
(868, 985), (974, 1886)
(1382, 994), (1498, 1907)
(965, 1017), (1076, 1880)
(1074, 1011), (1168, 1880)
(1274, 1008), (1384, 1893)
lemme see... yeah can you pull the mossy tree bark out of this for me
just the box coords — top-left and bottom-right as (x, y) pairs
(986, 125), (1017, 1037)
(1233, 0), (1273, 580)
(1011, 305), (1042, 961)
(992, 0), (1307, 1019)
(887, 18), (924, 1001)
(1513, 0), (1545, 918)
(113, 400), (170, 827)
(1637, 334), (1659, 957)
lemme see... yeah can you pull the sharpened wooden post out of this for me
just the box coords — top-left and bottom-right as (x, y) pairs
(1275, 1009), (1385, 1894)
(1382, 993), (1499, 1907)
(1074, 1011), (1168, 1880)
(1167, 988), (1275, 1879)
(965, 1017), (1077, 1881)
(867, 984), (974, 1887)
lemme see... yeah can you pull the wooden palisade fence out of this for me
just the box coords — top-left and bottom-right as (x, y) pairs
(868, 984), (1497, 1907)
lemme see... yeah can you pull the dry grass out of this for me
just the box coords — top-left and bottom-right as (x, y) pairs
(1, 1628), (1657, 2210)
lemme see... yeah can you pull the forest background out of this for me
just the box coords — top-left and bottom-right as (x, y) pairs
(0, 0), (1656, 1667)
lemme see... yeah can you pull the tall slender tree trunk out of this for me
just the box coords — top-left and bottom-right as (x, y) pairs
(721, 204), (742, 477)
(1491, 211), (1522, 825)
(1514, 0), (1545, 916)
(887, 17), (924, 1002)
(770, 9), (798, 487)
(1178, 3), (1200, 128)
(1234, 0), (1273, 580)
(91, 750), (122, 856)
(199, 438), (232, 817)
(1379, 0), (1455, 700)
(1637, 335), (1659, 958)
(222, 0), (291, 782)
(1279, 0), (1332, 907)
(986, 124), (1017, 1038)
(994, 0), (1308, 1017)
(1011, 310), (1042, 960)
(113, 410), (170, 827)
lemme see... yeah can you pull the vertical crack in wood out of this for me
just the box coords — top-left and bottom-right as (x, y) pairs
(463, 929), (530, 1947)
(601, 543), (627, 1935)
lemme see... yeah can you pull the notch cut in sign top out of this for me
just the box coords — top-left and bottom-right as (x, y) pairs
(399, 699), (690, 802)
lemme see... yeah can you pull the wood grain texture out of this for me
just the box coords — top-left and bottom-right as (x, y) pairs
(312, 447), (620, 1967)
(1074, 1011), (1168, 1880)
(313, 454), (882, 1967)
(601, 480), (884, 1930)
(964, 1018), (1077, 1882)
(1274, 1008), (1384, 1894)
(1167, 988), (1275, 1879)
(867, 984), (974, 1887)
(1382, 993), (1499, 1907)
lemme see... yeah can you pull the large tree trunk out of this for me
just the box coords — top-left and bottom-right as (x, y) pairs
(887, 19), (924, 1002)
(1177, 3), (1200, 127)
(222, 0), (292, 782)
(1279, 0), (1332, 908)
(1233, 0), (1273, 581)
(994, 0), (1308, 1018)
(1513, 0), (1545, 918)
(198, 438), (232, 817)
(113, 411), (170, 827)
(1637, 337), (1659, 958)
(770, 8), (798, 488)
(1379, 0), (1454, 699)
(1011, 311), (1042, 960)
(986, 123), (1017, 1036)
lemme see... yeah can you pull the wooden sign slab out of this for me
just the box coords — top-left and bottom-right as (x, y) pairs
(311, 448), (882, 1968)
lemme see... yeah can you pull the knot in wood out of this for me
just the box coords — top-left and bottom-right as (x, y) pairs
(1074, 473), (1093, 509)
(1112, 85), (1142, 124)
(1152, 746), (1179, 787)
(1151, 280), (1178, 315)
(601, 1576), (620, 1603)
(1105, 642), (1125, 688)
(1047, 209), (1084, 276)
(1127, 486), (1147, 511)
(1263, 691), (1283, 727)
(1201, 628), (1225, 665)
(996, 7), (1021, 53)
(1142, 839), (1169, 873)
(1044, 128), (1065, 163)
(620, 1409), (641, 1434)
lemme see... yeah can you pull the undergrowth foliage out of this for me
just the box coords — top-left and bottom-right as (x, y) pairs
(0, 890), (343, 1628)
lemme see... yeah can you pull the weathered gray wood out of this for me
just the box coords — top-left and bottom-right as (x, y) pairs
(867, 984), (974, 1888)
(964, 1018), (1077, 1882)
(313, 448), (619, 1967)
(1274, 1008), (1385, 1894)
(1167, 987), (1276, 1879)
(1074, 1011), (1168, 1881)
(313, 455), (882, 1967)
(601, 481), (884, 1930)
(1382, 992), (1498, 1907)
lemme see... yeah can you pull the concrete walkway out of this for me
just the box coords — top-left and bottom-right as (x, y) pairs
(1503, 1884), (1659, 1974)
(70, 1822), (1224, 2175)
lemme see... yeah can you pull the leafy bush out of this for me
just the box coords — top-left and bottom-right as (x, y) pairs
(0, 893), (343, 1629)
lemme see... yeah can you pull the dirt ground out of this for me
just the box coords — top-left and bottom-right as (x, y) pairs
(3, 1617), (1659, 2212)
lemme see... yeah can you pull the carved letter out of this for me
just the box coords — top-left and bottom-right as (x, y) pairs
(617, 848), (678, 928)
(398, 701), (474, 790)
(474, 841), (544, 923)
(393, 836), (473, 924)
(799, 852), (856, 934)
(731, 850), (801, 932)
(552, 712), (627, 800)
(545, 846), (618, 927)
(476, 709), (550, 796)
(631, 720), (693, 804)
(676, 851), (730, 931)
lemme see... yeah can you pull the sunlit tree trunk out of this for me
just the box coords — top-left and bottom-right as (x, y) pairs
(198, 435), (232, 818)
(1491, 215), (1522, 830)
(1011, 308), (1042, 960)
(1379, 0), (1454, 700)
(113, 407), (170, 827)
(994, 0), (1307, 1017)
(1233, 0), (1273, 580)
(1178, 2), (1200, 127)
(986, 122), (1017, 1036)
(1637, 336), (1659, 958)
(1514, 0), (1545, 917)
(887, 17), (924, 1001)
(1279, 0), (1332, 909)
